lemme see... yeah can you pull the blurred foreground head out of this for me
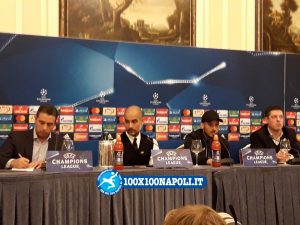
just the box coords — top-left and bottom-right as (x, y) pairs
(164, 204), (226, 225)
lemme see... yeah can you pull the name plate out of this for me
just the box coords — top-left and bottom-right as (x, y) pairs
(241, 148), (277, 167)
(152, 149), (193, 168)
(46, 150), (93, 172)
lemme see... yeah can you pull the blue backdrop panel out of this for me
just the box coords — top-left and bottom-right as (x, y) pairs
(286, 54), (300, 111)
(1, 33), (297, 165)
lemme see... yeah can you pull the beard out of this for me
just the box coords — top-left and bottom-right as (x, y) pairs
(127, 128), (139, 136)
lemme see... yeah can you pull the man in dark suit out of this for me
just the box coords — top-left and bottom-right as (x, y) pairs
(0, 105), (64, 169)
(250, 105), (300, 163)
(184, 110), (230, 165)
(121, 105), (159, 166)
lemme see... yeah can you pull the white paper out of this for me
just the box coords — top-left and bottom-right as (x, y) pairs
(11, 168), (35, 172)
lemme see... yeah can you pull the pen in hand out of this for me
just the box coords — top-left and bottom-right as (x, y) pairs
(18, 153), (29, 162)
(11, 153), (30, 169)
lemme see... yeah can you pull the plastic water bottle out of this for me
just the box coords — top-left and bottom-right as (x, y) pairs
(212, 134), (221, 167)
(114, 135), (124, 170)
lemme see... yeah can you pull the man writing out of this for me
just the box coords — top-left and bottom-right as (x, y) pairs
(121, 105), (159, 166)
(250, 105), (300, 163)
(184, 110), (230, 165)
(0, 105), (64, 169)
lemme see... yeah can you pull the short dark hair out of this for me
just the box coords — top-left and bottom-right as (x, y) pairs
(264, 105), (283, 117)
(36, 105), (58, 120)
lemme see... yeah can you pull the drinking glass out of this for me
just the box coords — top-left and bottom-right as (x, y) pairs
(191, 139), (202, 166)
(61, 139), (75, 151)
(279, 138), (291, 164)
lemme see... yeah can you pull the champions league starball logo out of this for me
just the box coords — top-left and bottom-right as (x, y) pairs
(40, 88), (47, 96)
(150, 92), (162, 106)
(291, 97), (300, 110)
(96, 91), (109, 104)
(96, 169), (122, 195)
(246, 96), (256, 108)
(37, 88), (51, 103)
(199, 94), (211, 107)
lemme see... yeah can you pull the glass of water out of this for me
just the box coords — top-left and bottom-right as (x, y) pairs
(61, 139), (75, 151)
(191, 139), (202, 166)
(279, 138), (291, 164)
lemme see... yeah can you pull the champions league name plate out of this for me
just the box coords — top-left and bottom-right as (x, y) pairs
(152, 149), (193, 168)
(241, 148), (277, 167)
(46, 151), (93, 172)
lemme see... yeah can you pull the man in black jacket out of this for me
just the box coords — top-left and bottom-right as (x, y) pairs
(250, 105), (300, 163)
(121, 105), (159, 166)
(184, 110), (230, 165)
(0, 105), (64, 169)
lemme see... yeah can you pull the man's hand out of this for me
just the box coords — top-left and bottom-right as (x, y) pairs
(206, 158), (212, 165)
(277, 150), (290, 163)
(10, 157), (30, 168)
(29, 160), (45, 169)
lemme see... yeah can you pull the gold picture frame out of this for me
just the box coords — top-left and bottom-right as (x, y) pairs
(256, 0), (300, 52)
(60, 0), (196, 46)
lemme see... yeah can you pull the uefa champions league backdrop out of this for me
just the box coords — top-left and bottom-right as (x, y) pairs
(1, 33), (300, 165)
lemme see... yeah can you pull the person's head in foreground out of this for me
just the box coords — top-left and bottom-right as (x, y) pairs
(164, 204), (226, 225)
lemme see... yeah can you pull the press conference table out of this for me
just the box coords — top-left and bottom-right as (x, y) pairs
(0, 167), (213, 225)
(1, 166), (300, 225)
(215, 165), (300, 225)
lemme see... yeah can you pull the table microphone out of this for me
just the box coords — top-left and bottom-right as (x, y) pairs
(54, 130), (59, 150)
(220, 134), (234, 166)
(146, 135), (160, 149)
(287, 146), (300, 165)
(145, 135), (160, 167)
(229, 204), (238, 225)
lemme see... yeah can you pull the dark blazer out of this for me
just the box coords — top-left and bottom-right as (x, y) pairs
(184, 129), (230, 165)
(121, 132), (154, 166)
(0, 129), (64, 169)
(250, 124), (300, 157)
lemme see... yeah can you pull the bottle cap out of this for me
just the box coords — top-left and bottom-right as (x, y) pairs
(213, 134), (219, 141)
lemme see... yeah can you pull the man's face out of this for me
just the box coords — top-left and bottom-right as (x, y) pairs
(267, 110), (283, 132)
(202, 120), (219, 138)
(35, 112), (56, 140)
(124, 109), (143, 137)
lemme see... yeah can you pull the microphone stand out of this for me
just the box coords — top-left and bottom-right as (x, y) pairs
(287, 147), (300, 165)
(229, 204), (238, 225)
(219, 135), (234, 166)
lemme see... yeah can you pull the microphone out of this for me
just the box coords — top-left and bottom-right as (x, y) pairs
(145, 135), (160, 167)
(54, 130), (59, 150)
(287, 146), (300, 165)
(219, 134), (234, 166)
(278, 138), (300, 165)
(145, 135), (160, 150)
(229, 204), (238, 225)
